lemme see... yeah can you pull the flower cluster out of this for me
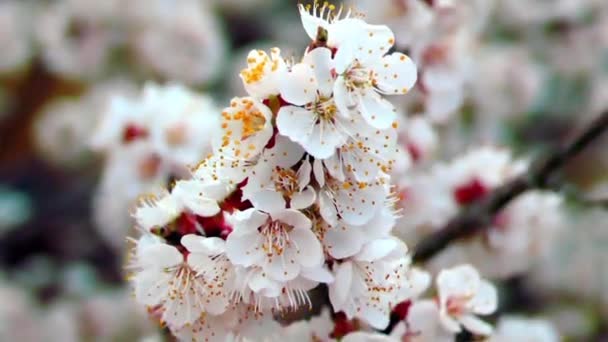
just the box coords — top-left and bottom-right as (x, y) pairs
(91, 83), (219, 249)
(394, 147), (563, 279)
(125, 3), (448, 340)
(0, 281), (157, 341)
(278, 264), (499, 341)
(1, 0), (225, 83)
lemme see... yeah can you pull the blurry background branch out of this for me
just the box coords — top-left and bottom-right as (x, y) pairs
(412, 110), (608, 263)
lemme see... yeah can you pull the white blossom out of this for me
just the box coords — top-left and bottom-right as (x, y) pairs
(392, 300), (455, 342)
(128, 0), (226, 84)
(276, 48), (351, 159)
(216, 97), (274, 161)
(491, 316), (559, 342)
(329, 238), (413, 329)
(0, 1), (33, 72)
(36, 0), (122, 79)
(226, 192), (323, 283)
(333, 26), (417, 129)
(131, 235), (234, 329)
(240, 48), (287, 99)
(436, 264), (497, 335)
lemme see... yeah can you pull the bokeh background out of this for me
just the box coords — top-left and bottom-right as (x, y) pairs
(0, 0), (607, 340)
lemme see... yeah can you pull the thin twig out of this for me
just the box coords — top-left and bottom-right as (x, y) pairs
(412, 111), (608, 263)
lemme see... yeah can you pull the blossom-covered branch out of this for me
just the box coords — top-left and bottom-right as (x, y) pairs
(412, 110), (608, 263)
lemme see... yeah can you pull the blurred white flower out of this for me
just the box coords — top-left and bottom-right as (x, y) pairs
(392, 300), (454, 342)
(395, 147), (526, 244)
(491, 316), (559, 342)
(128, 0), (226, 85)
(0, 1), (34, 73)
(436, 264), (497, 335)
(279, 307), (334, 341)
(35, 80), (136, 168)
(92, 83), (220, 167)
(37, 0), (123, 79)
(395, 115), (438, 167)
(92, 83), (219, 249)
(497, 0), (602, 25)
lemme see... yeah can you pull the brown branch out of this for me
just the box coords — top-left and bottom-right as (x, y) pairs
(412, 111), (608, 263)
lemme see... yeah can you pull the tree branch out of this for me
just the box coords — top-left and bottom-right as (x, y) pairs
(412, 111), (608, 263)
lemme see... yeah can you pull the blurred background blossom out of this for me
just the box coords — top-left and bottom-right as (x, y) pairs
(0, 0), (606, 340)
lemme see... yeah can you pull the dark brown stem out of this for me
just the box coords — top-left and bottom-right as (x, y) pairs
(412, 111), (608, 263)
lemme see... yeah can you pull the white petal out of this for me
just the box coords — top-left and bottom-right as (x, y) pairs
(139, 243), (183, 268)
(356, 23), (395, 63)
(303, 47), (334, 97)
(277, 106), (316, 149)
(470, 280), (498, 315)
(319, 190), (337, 226)
(162, 287), (204, 328)
(373, 53), (417, 95)
(343, 332), (393, 342)
(459, 315), (493, 336)
(240, 49), (285, 99)
(361, 307), (391, 330)
(426, 87), (464, 123)
(267, 135), (305, 168)
(273, 209), (312, 230)
(328, 18), (367, 48)
(280, 63), (317, 106)
(331, 19), (367, 72)
(363, 206), (396, 240)
(334, 179), (386, 226)
(181, 235), (225, 255)
(203, 290), (230, 316)
(334, 76), (355, 117)
(198, 181), (233, 201)
(354, 239), (398, 262)
(172, 180), (221, 217)
(358, 89), (396, 129)
(135, 195), (180, 230)
(266, 247), (300, 281)
(324, 222), (365, 259)
(134, 269), (171, 306)
(249, 269), (279, 293)
(333, 38), (356, 74)
(250, 190), (286, 215)
(329, 261), (353, 309)
(408, 268), (432, 299)
(301, 265), (334, 283)
(232, 208), (268, 233)
(291, 186), (316, 210)
(437, 264), (481, 300)
(136, 234), (163, 259)
(240, 162), (273, 201)
(298, 4), (328, 40)
(186, 253), (213, 277)
(297, 158), (312, 191)
(313, 158), (325, 188)
(439, 312), (463, 333)
(290, 226), (323, 267)
(225, 231), (264, 267)
(304, 120), (345, 159)
(323, 152), (345, 181)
